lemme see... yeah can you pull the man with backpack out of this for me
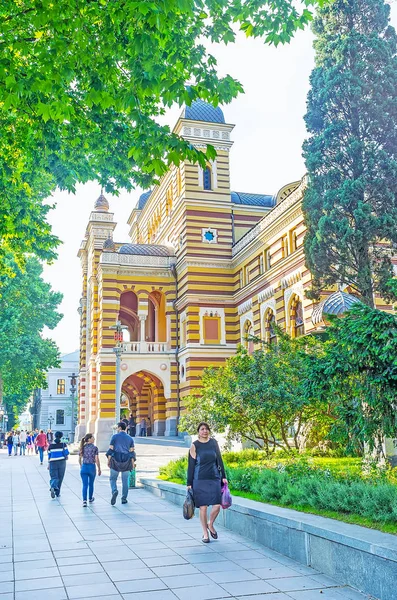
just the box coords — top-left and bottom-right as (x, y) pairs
(106, 422), (135, 506)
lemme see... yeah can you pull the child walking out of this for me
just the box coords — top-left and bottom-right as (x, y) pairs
(79, 433), (101, 507)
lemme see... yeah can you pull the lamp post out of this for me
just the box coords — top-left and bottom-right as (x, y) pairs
(68, 373), (78, 442)
(109, 320), (127, 425)
(48, 415), (54, 429)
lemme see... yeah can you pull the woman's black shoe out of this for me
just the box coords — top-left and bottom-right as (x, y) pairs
(208, 523), (218, 539)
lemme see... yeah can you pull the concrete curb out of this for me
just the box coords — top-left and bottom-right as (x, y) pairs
(141, 477), (397, 600)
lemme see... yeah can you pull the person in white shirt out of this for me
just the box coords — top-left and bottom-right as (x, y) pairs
(19, 430), (27, 455)
(12, 432), (19, 456)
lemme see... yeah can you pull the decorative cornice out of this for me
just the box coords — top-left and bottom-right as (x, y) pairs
(89, 212), (114, 222)
(238, 299), (253, 315)
(232, 176), (307, 257)
(100, 252), (176, 268)
(258, 286), (275, 303)
(280, 269), (302, 290)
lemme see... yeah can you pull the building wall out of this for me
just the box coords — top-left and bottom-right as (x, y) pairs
(77, 110), (395, 445)
(36, 352), (79, 439)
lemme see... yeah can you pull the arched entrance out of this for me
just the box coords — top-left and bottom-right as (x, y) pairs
(122, 370), (167, 436)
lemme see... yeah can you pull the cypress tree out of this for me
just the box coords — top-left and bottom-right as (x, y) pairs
(303, 0), (397, 307)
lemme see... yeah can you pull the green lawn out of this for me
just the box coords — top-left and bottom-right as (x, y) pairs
(159, 450), (397, 535)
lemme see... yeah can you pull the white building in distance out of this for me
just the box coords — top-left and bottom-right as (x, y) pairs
(32, 351), (79, 440)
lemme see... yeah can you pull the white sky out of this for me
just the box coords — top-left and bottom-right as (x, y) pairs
(42, 9), (397, 354)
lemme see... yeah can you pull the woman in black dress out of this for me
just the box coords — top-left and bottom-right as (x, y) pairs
(187, 422), (227, 543)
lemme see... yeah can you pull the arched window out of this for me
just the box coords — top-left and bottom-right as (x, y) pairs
(203, 166), (212, 190)
(264, 310), (277, 345)
(243, 320), (254, 355)
(291, 298), (305, 338)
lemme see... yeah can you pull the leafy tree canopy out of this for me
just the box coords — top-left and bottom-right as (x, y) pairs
(303, 0), (397, 306)
(0, 254), (62, 424)
(180, 334), (326, 454)
(305, 304), (397, 455)
(0, 0), (315, 272)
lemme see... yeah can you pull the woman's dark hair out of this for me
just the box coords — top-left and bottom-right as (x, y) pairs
(80, 433), (93, 455)
(118, 421), (127, 430)
(197, 422), (211, 433)
(55, 431), (63, 440)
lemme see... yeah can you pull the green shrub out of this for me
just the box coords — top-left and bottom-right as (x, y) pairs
(159, 451), (397, 527)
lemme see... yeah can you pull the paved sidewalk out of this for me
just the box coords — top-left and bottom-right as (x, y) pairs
(0, 450), (369, 600)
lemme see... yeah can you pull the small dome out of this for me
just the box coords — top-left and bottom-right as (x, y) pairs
(103, 236), (115, 252)
(136, 190), (152, 210)
(312, 291), (361, 326)
(231, 191), (275, 208)
(181, 99), (225, 124)
(118, 244), (173, 257)
(94, 192), (109, 212)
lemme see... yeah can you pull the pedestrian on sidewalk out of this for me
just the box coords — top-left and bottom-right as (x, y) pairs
(33, 429), (39, 454)
(19, 430), (27, 455)
(127, 413), (136, 437)
(35, 429), (47, 465)
(48, 431), (69, 498)
(46, 429), (54, 445)
(187, 422), (227, 543)
(6, 432), (13, 456)
(106, 422), (135, 506)
(12, 431), (20, 456)
(79, 433), (101, 507)
(140, 417), (147, 437)
(26, 432), (34, 455)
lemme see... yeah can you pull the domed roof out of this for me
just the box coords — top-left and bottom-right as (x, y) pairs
(94, 192), (109, 212)
(137, 190), (152, 210)
(231, 191), (275, 208)
(118, 244), (173, 257)
(181, 99), (225, 124)
(103, 236), (115, 252)
(311, 291), (362, 326)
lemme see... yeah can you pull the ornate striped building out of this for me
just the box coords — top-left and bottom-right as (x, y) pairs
(77, 101), (394, 449)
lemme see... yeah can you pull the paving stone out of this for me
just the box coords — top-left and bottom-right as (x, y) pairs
(122, 591), (177, 600)
(66, 582), (119, 598)
(270, 576), (329, 592)
(59, 562), (105, 576)
(220, 579), (278, 596)
(56, 554), (100, 566)
(207, 569), (260, 584)
(143, 555), (189, 568)
(14, 566), (60, 581)
(15, 576), (64, 592)
(15, 589), (68, 600)
(250, 566), (304, 579)
(152, 564), (200, 578)
(116, 578), (168, 594)
(62, 572), (112, 586)
(0, 570), (13, 582)
(287, 590), (349, 600)
(160, 573), (214, 589)
(172, 584), (231, 600)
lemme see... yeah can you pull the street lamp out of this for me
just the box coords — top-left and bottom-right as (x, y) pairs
(48, 415), (54, 429)
(68, 373), (78, 442)
(109, 320), (127, 424)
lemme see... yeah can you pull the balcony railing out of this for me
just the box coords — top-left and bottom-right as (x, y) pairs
(121, 341), (169, 353)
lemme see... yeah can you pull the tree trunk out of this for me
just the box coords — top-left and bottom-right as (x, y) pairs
(357, 242), (375, 308)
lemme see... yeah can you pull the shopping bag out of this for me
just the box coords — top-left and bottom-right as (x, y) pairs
(221, 483), (232, 509)
(128, 469), (136, 489)
(183, 488), (195, 520)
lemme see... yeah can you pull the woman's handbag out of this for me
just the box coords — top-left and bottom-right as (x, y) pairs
(221, 483), (232, 509)
(183, 488), (195, 520)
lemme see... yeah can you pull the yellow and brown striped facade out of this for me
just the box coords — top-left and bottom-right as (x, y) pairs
(77, 101), (395, 448)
